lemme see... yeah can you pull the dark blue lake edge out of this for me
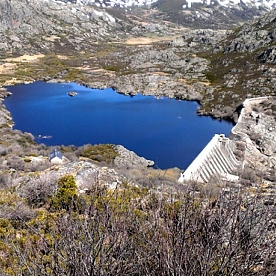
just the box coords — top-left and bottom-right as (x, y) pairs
(4, 81), (233, 170)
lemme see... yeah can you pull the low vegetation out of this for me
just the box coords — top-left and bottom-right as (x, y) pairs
(76, 144), (119, 164)
(0, 174), (275, 275)
(0, 54), (87, 85)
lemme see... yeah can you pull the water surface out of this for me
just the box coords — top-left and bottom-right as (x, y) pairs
(4, 81), (233, 169)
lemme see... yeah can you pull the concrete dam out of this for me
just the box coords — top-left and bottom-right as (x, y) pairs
(178, 134), (241, 183)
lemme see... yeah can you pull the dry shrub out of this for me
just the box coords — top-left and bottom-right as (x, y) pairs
(199, 181), (222, 199)
(24, 160), (51, 172)
(0, 157), (8, 170)
(63, 151), (79, 162)
(119, 167), (180, 190)
(0, 201), (35, 224)
(0, 191), (35, 227)
(0, 173), (12, 188)
(7, 154), (25, 170)
(7, 144), (22, 155)
(4, 189), (275, 275)
(23, 132), (35, 142)
(18, 174), (58, 207)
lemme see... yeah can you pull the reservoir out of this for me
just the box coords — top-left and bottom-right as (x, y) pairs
(4, 81), (233, 169)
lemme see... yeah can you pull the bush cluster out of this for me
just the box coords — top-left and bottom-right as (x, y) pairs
(76, 144), (119, 164)
(0, 179), (275, 275)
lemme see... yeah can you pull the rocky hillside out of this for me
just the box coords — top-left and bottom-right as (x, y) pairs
(0, 0), (136, 55)
(60, 0), (276, 10)
(70, 0), (276, 29)
(151, 0), (276, 28)
(195, 8), (276, 119)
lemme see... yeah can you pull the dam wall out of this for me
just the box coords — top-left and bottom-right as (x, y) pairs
(178, 97), (270, 184)
(178, 134), (241, 183)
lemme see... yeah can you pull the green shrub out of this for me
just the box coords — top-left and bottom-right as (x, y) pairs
(205, 72), (218, 84)
(102, 64), (121, 72)
(77, 144), (118, 164)
(50, 175), (77, 211)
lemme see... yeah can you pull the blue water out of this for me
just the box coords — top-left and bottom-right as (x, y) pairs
(4, 81), (233, 169)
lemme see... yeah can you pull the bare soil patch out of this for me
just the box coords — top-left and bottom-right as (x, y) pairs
(0, 63), (16, 74)
(4, 54), (45, 63)
(152, 72), (171, 76)
(43, 35), (60, 42)
(125, 35), (180, 45)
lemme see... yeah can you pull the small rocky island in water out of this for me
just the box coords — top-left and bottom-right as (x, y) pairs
(67, 91), (78, 97)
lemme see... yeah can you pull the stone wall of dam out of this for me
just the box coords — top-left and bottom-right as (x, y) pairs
(178, 96), (275, 184)
(178, 134), (241, 183)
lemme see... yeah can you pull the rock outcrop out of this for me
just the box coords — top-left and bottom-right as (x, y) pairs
(0, 0), (131, 54)
(222, 9), (276, 54)
(114, 145), (154, 168)
(258, 47), (276, 64)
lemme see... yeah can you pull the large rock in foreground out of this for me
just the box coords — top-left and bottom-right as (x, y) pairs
(114, 145), (154, 168)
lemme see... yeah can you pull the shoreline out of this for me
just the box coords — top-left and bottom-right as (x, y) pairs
(1, 80), (233, 171)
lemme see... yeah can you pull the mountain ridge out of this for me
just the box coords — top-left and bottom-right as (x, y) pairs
(59, 0), (276, 9)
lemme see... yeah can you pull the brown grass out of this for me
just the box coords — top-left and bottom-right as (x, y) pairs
(125, 35), (181, 45)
